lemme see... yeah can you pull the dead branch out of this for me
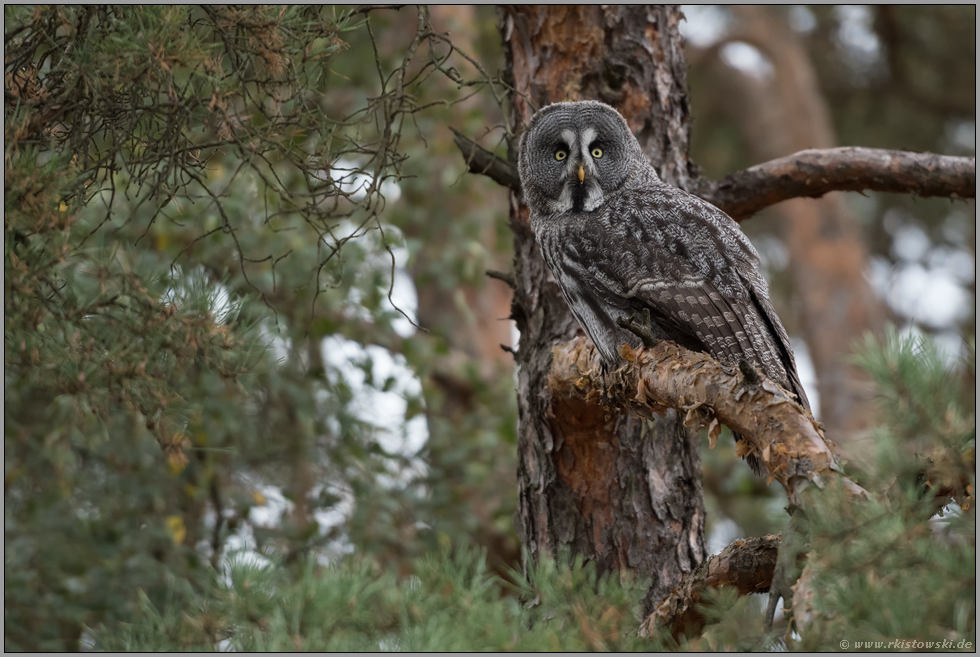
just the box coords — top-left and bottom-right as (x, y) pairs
(451, 128), (974, 223)
(449, 127), (521, 192)
(485, 268), (516, 288)
(700, 147), (976, 222)
(641, 534), (781, 641)
(548, 336), (869, 506)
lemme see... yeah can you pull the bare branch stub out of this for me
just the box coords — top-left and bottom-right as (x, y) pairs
(485, 268), (516, 288)
(641, 534), (781, 641)
(450, 127), (522, 192)
(699, 147), (976, 222)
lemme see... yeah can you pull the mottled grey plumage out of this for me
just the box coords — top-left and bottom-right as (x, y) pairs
(518, 101), (809, 473)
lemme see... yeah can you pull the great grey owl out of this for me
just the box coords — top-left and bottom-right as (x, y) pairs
(517, 100), (809, 474)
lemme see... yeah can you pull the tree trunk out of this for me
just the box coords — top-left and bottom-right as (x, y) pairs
(499, 5), (705, 612)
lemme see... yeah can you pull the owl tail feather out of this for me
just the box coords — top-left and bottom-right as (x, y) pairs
(733, 431), (768, 477)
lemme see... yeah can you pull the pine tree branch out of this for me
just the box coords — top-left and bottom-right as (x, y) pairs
(451, 129), (975, 223)
(699, 147), (976, 222)
(550, 336), (869, 639)
(450, 127), (522, 192)
(640, 534), (781, 641)
(548, 336), (869, 506)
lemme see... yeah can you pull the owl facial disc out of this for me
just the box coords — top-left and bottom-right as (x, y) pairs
(517, 100), (651, 217)
(558, 127), (604, 213)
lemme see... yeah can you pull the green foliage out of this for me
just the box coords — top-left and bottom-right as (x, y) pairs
(851, 326), (975, 478)
(688, 329), (976, 651)
(83, 333), (976, 652)
(5, 5), (518, 650)
(800, 489), (974, 651)
(5, 144), (258, 650)
(8, 5), (973, 652)
(93, 548), (658, 652)
(796, 328), (975, 649)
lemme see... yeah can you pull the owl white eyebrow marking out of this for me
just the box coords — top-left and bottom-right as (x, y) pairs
(580, 127), (597, 159)
(579, 127), (600, 197)
(559, 128), (579, 179)
(560, 129), (577, 149)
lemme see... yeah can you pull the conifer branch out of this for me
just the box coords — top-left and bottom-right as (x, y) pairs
(450, 127), (522, 192)
(547, 336), (869, 506)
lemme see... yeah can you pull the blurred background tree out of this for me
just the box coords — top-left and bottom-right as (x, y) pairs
(4, 4), (974, 651)
(5, 5), (519, 649)
(681, 4), (975, 544)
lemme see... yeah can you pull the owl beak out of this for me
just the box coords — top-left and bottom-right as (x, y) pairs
(577, 163), (585, 184)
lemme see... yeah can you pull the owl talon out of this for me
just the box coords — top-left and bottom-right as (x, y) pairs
(616, 308), (660, 349)
(739, 359), (761, 385)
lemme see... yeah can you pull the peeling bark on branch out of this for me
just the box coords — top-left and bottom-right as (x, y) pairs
(642, 534), (781, 641)
(700, 147), (977, 222)
(550, 335), (870, 638)
(548, 336), (868, 506)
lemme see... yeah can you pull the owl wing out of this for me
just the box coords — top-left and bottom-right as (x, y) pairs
(739, 277), (811, 410)
(560, 185), (809, 409)
(630, 275), (808, 409)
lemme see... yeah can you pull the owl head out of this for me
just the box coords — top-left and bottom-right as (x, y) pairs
(517, 100), (651, 215)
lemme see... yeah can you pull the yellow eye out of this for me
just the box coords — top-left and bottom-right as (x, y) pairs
(555, 150), (567, 161)
(591, 147), (603, 158)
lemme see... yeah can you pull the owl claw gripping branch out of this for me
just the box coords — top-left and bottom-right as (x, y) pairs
(615, 308), (660, 349)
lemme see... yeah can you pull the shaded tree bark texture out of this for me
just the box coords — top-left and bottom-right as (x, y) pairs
(645, 534), (781, 641)
(724, 5), (889, 447)
(499, 5), (705, 612)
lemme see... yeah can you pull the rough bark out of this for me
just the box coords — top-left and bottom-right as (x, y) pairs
(643, 534), (781, 641)
(500, 5), (705, 613)
(549, 336), (866, 504)
(549, 335), (869, 637)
